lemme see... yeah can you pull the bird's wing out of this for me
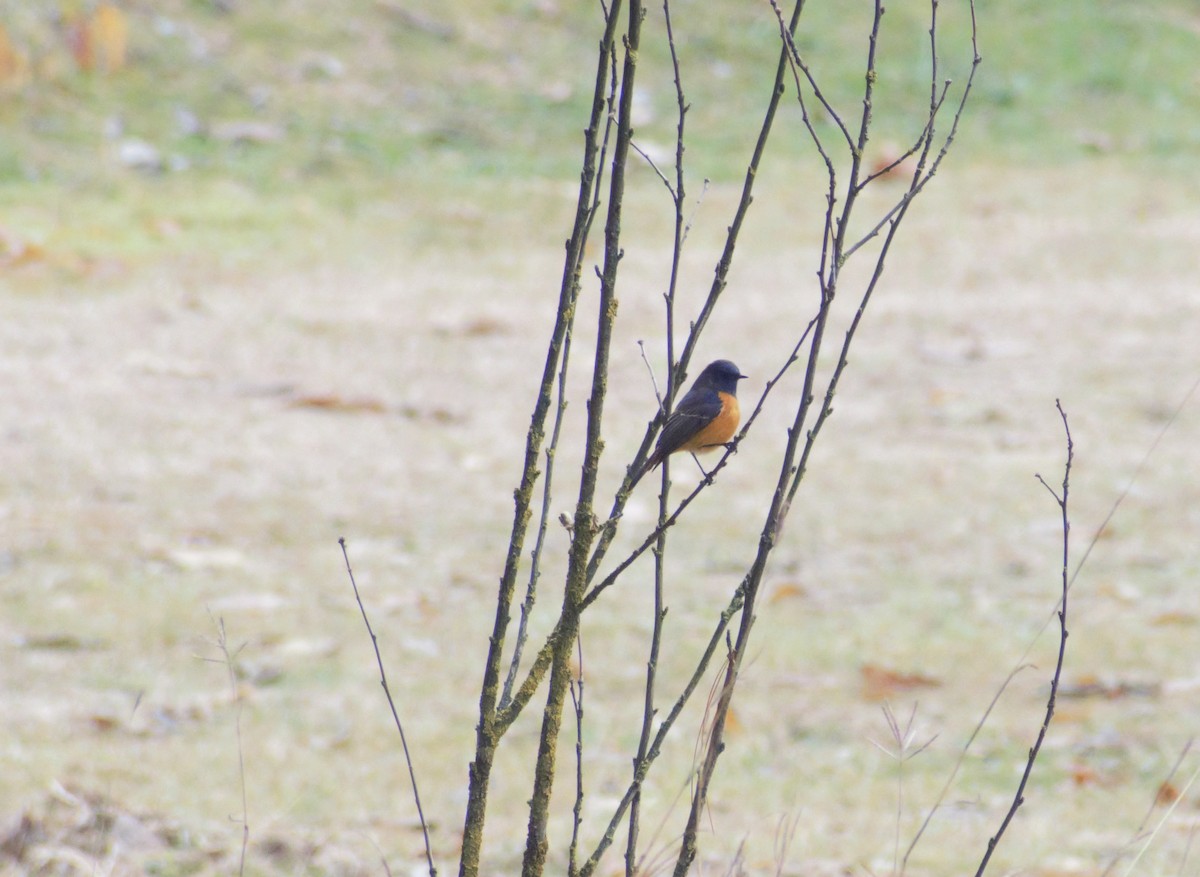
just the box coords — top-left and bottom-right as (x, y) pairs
(655, 388), (723, 456)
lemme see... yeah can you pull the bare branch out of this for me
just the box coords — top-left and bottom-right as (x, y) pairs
(501, 318), (574, 710)
(578, 586), (745, 877)
(458, 1), (628, 869)
(631, 139), (676, 196)
(973, 402), (1073, 877)
(766, 0), (855, 150)
(567, 642), (587, 877)
(340, 539), (436, 877)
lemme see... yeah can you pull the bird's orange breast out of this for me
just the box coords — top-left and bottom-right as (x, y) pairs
(678, 392), (740, 454)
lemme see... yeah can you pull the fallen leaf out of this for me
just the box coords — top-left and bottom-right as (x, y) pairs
(20, 633), (108, 651)
(89, 714), (122, 733)
(768, 582), (807, 603)
(1155, 781), (1180, 806)
(1049, 705), (1089, 724)
(1151, 611), (1197, 627)
(399, 403), (463, 423)
(462, 317), (508, 337)
(0, 229), (47, 268)
(0, 25), (31, 88)
(1059, 677), (1161, 700)
(860, 664), (942, 701)
(77, 254), (128, 281)
(288, 393), (387, 414)
(1069, 763), (1100, 787)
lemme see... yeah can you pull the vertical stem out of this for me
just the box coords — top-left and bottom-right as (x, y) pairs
(580, 0), (807, 592)
(974, 403), (1073, 877)
(625, 534), (666, 876)
(458, 3), (624, 875)
(671, 552), (767, 877)
(567, 651), (586, 877)
(501, 329), (573, 710)
(626, 1), (687, 870)
(521, 4), (645, 876)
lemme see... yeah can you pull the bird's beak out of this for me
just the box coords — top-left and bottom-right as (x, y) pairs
(738, 373), (748, 380)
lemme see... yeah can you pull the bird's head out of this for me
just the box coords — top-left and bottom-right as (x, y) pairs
(697, 359), (748, 395)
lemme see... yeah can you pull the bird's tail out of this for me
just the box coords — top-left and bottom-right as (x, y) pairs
(631, 451), (663, 486)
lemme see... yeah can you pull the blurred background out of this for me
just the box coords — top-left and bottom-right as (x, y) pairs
(0, 0), (1196, 267)
(2, 2), (1199, 875)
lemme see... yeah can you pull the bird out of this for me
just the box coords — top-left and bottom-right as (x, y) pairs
(637, 359), (747, 482)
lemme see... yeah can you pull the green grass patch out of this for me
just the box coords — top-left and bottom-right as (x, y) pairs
(0, 0), (1196, 266)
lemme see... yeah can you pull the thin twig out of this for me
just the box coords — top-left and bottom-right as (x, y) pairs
(1121, 759), (1200, 877)
(722, 839), (748, 877)
(501, 316), (574, 709)
(567, 637), (587, 877)
(772, 812), (800, 877)
(634, 777), (693, 877)
(1179, 810), (1200, 877)
(628, 2), (688, 866)
(579, 0), (811, 596)
(1000, 370), (1200, 732)
(973, 402), (1073, 877)
(901, 663), (1033, 874)
(867, 703), (936, 877)
(340, 538), (437, 877)
(209, 614), (249, 877)
(765, 0), (854, 150)
(1139, 739), (1195, 833)
(786, 1), (981, 515)
(522, 2), (647, 872)
(1097, 736), (1196, 877)
(631, 140), (676, 196)
(458, 2), (626, 869)
(682, 178), (709, 247)
(638, 340), (665, 409)
(767, 0), (837, 257)
(577, 586), (745, 877)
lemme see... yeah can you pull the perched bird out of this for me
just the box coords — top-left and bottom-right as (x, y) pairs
(638, 359), (747, 481)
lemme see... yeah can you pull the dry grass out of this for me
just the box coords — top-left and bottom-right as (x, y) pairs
(2, 156), (1199, 875)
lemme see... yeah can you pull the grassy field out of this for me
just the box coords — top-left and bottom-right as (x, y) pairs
(2, 1), (1200, 875)
(1, 0), (1197, 260)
